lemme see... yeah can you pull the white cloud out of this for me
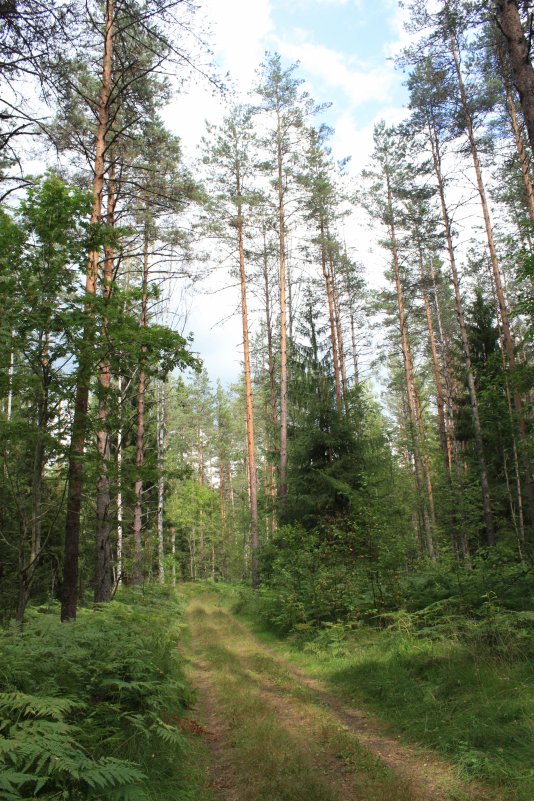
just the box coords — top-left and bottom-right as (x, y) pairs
(275, 37), (397, 108)
(200, 0), (274, 91)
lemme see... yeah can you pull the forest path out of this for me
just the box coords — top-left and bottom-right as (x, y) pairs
(182, 592), (490, 801)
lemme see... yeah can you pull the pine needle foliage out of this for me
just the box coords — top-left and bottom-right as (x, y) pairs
(0, 588), (194, 800)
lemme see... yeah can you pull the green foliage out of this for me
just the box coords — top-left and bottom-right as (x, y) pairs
(327, 626), (534, 798)
(0, 588), (195, 800)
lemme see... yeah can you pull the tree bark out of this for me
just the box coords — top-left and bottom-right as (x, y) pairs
(320, 222), (342, 410)
(236, 182), (259, 589)
(61, 0), (114, 621)
(157, 381), (166, 584)
(425, 102), (496, 546)
(385, 171), (436, 560)
(276, 113), (288, 502)
(132, 224), (149, 585)
(495, 0), (534, 158)
(452, 34), (534, 539)
(419, 248), (449, 470)
(94, 161), (116, 603)
(16, 334), (49, 624)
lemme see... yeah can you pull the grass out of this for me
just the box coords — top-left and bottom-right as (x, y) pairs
(184, 593), (440, 801)
(226, 585), (534, 801)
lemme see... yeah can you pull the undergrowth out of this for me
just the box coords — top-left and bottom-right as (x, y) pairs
(231, 556), (534, 801)
(0, 587), (200, 801)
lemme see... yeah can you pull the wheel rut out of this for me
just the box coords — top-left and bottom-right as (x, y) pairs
(182, 595), (495, 801)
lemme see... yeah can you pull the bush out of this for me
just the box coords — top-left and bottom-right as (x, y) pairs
(0, 588), (193, 800)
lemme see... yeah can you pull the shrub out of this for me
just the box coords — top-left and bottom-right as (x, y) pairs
(0, 588), (192, 800)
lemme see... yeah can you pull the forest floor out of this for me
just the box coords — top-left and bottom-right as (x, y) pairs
(180, 590), (499, 801)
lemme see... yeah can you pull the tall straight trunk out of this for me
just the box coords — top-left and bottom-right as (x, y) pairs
(330, 256), (349, 398)
(488, 261), (527, 551)
(452, 35), (534, 538)
(132, 225), (149, 585)
(341, 253), (359, 384)
(425, 105), (496, 545)
(320, 222), (342, 409)
(116, 421), (123, 585)
(495, 0), (534, 158)
(16, 335), (49, 624)
(418, 248), (449, 470)
(506, 84), (534, 219)
(61, 0), (114, 621)
(385, 174), (435, 560)
(94, 162), (116, 603)
(430, 263), (470, 560)
(276, 117), (288, 502)
(156, 381), (166, 584)
(262, 226), (278, 434)
(235, 186), (259, 589)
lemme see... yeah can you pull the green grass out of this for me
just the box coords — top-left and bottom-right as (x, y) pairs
(226, 585), (534, 801)
(185, 594), (420, 801)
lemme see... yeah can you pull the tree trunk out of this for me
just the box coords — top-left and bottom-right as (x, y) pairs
(330, 253), (349, 399)
(385, 173), (435, 560)
(157, 381), (166, 584)
(321, 222), (342, 410)
(61, 0), (114, 621)
(132, 225), (149, 585)
(419, 248), (449, 470)
(426, 106), (496, 546)
(94, 161), (116, 603)
(236, 184), (259, 589)
(452, 34), (534, 539)
(16, 338), (48, 624)
(495, 0), (534, 158)
(276, 117), (288, 502)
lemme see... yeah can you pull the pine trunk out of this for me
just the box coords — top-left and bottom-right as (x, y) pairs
(277, 118), (288, 502)
(132, 226), (149, 585)
(61, 0), (114, 621)
(426, 108), (496, 546)
(495, 0), (534, 158)
(94, 162), (116, 603)
(321, 222), (342, 409)
(419, 249), (449, 470)
(157, 381), (166, 584)
(452, 35), (534, 539)
(236, 186), (259, 589)
(386, 174), (436, 560)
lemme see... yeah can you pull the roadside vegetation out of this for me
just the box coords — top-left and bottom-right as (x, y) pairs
(230, 560), (534, 801)
(0, 588), (208, 801)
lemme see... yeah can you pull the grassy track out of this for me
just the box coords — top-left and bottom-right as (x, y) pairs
(181, 588), (496, 801)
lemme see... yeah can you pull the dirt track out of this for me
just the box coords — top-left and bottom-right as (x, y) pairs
(182, 594), (492, 801)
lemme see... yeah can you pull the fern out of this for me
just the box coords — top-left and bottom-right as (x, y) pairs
(0, 588), (193, 800)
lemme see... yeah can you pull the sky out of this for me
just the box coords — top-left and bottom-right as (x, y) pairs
(164, 0), (413, 386)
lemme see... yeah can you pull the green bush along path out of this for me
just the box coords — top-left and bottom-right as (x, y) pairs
(181, 588), (499, 801)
